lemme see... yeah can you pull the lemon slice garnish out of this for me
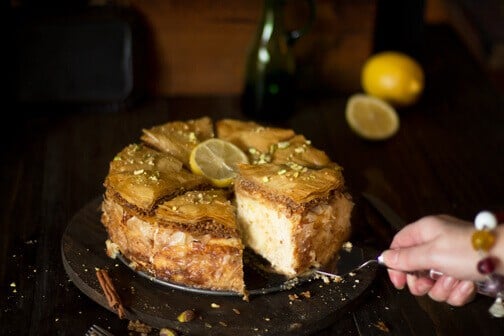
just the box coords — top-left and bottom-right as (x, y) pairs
(345, 94), (400, 141)
(189, 138), (249, 187)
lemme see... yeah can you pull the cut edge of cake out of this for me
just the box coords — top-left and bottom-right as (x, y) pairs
(235, 163), (353, 276)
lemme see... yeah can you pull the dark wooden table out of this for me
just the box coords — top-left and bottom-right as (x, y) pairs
(1, 25), (503, 335)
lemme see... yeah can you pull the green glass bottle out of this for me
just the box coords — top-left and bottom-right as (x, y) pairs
(241, 0), (315, 121)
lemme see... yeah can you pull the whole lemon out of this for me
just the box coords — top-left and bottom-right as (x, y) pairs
(361, 51), (424, 107)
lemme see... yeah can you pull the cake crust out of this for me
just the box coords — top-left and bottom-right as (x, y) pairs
(101, 190), (246, 294)
(236, 163), (346, 208)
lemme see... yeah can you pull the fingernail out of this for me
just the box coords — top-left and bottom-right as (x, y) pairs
(442, 276), (456, 290)
(395, 282), (405, 290)
(458, 280), (474, 295)
(380, 250), (394, 266)
(389, 272), (405, 290)
(417, 281), (431, 294)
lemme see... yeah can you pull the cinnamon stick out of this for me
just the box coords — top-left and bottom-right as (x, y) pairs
(96, 269), (126, 319)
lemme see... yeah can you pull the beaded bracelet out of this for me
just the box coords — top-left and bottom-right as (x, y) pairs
(473, 211), (504, 318)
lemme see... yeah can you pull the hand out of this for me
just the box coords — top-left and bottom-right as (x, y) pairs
(381, 215), (480, 306)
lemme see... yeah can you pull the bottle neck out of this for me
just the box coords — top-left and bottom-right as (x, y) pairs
(260, 0), (285, 42)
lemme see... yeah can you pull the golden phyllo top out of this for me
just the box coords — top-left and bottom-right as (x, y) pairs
(105, 117), (345, 214)
(105, 144), (209, 213)
(141, 116), (214, 167)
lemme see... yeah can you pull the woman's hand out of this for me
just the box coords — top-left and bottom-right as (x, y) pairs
(380, 215), (483, 306)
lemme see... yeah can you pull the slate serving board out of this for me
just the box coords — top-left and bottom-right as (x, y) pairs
(61, 197), (378, 336)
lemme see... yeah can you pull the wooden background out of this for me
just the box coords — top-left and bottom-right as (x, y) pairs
(130, 0), (377, 96)
(125, 0), (461, 97)
(11, 0), (500, 97)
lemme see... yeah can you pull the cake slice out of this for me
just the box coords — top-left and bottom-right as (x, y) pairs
(235, 163), (353, 276)
(217, 119), (353, 276)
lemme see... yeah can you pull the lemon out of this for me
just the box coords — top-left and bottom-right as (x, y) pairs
(189, 138), (249, 187)
(361, 51), (424, 107)
(345, 94), (399, 140)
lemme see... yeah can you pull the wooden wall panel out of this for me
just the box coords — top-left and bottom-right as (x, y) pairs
(131, 0), (377, 96)
(131, 0), (260, 96)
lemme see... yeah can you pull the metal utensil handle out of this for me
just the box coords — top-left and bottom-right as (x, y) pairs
(377, 255), (493, 297)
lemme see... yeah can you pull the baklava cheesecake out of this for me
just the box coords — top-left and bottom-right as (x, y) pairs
(100, 117), (353, 297)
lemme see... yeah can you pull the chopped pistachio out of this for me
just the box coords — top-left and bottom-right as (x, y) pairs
(146, 156), (155, 165)
(277, 169), (287, 175)
(188, 132), (197, 142)
(262, 176), (270, 183)
(210, 303), (220, 308)
(277, 141), (290, 149)
(177, 309), (196, 322)
(159, 327), (178, 336)
(287, 162), (303, 171)
(113, 156), (122, 161)
(133, 169), (144, 175)
(269, 144), (277, 153)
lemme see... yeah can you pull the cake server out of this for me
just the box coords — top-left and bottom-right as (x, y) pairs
(314, 249), (494, 297)
(314, 253), (442, 280)
(327, 192), (495, 297)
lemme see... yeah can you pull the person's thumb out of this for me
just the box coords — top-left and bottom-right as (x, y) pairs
(381, 245), (433, 272)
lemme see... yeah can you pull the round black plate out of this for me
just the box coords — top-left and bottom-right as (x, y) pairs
(116, 243), (369, 297)
(61, 197), (378, 336)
